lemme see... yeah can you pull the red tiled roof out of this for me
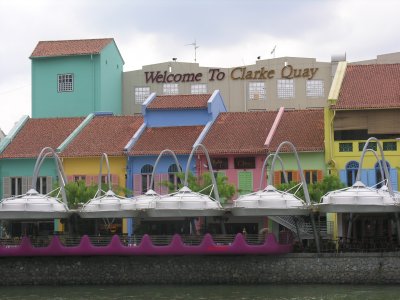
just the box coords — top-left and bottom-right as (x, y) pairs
(61, 116), (144, 157)
(129, 126), (204, 155)
(0, 117), (85, 159)
(147, 94), (211, 110)
(268, 110), (324, 152)
(30, 38), (114, 58)
(202, 110), (324, 155)
(202, 112), (277, 155)
(333, 64), (400, 110)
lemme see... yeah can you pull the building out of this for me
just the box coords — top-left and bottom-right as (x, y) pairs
(123, 57), (336, 115)
(30, 38), (124, 118)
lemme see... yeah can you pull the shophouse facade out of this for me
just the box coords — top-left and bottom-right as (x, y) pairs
(30, 38), (123, 118)
(324, 60), (400, 242)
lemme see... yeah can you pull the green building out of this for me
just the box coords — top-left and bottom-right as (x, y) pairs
(30, 38), (123, 118)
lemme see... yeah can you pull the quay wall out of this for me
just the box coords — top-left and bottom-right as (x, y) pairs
(0, 252), (399, 285)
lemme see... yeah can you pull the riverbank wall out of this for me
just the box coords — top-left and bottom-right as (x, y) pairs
(1, 252), (399, 285)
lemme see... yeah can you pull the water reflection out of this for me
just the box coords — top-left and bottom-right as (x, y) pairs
(0, 285), (398, 300)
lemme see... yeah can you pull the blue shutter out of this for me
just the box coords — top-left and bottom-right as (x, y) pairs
(360, 171), (368, 186)
(339, 170), (347, 186)
(390, 169), (398, 191)
(367, 169), (376, 187)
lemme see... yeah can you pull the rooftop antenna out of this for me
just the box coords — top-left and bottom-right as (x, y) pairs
(271, 45), (276, 58)
(185, 40), (199, 62)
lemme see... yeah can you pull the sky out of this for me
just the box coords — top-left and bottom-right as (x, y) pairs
(0, 0), (399, 134)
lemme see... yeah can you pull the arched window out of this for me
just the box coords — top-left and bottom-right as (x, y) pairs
(346, 161), (359, 186)
(141, 164), (154, 193)
(375, 160), (390, 188)
(168, 164), (181, 191)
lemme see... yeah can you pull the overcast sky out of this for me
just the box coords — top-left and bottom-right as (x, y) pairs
(0, 0), (399, 134)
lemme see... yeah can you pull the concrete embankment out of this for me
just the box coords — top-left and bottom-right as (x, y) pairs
(0, 252), (399, 285)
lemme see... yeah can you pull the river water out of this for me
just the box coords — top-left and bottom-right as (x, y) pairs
(0, 285), (398, 300)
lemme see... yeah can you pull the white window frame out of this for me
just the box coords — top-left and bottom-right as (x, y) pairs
(35, 176), (48, 194)
(248, 82), (266, 100)
(57, 73), (73, 92)
(163, 83), (179, 95)
(11, 177), (23, 196)
(134, 87), (150, 104)
(191, 84), (207, 94)
(306, 80), (324, 98)
(277, 79), (294, 99)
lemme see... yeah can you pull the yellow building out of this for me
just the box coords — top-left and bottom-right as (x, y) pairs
(60, 114), (143, 234)
(324, 62), (400, 241)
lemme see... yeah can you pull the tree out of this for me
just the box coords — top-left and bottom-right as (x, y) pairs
(276, 175), (345, 203)
(53, 180), (131, 209)
(161, 172), (236, 203)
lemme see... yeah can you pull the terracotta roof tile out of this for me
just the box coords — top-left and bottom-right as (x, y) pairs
(333, 64), (400, 110)
(268, 110), (324, 152)
(130, 126), (204, 155)
(202, 112), (277, 155)
(0, 117), (84, 159)
(147, 94), (211, 110)
(202, 110), (324, 155)
(61, 116), (144, 157)
(30, 38), (114, 58)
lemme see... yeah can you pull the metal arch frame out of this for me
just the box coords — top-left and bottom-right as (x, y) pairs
(269, 141), (320, 253)
(31, 147), (68, 206)
(97, 153), (112, 193)
(356, 137), (393, 195)
(352, 137), (400, 244)
(150, 149), (182, 192)
(260, 153), (288, 190)
(184, 144), (220, 203)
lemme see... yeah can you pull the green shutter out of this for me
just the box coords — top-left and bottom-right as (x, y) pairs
(238, 171), (253, 195)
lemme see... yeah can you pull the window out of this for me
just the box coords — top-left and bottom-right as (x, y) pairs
(135, 87), (150, 104)
(306, 80), (324, 98)
(346, 161), (359, 186)
(339, 142), (353, 152)
(383, 142), (397, 151)
(168, 164), (181, 191)
(74, 175), (86, 182)
(191, 84), (207, 94)
(141, 164), (154, 193)
(248, 82), (266, 100)
(57, 74), (73, 92)
(358, 142), (377, 152)
(280, 171), (293, 184)
(277, 79), (294, 99)
(35, 177), (48, 194)
(211, 157), (229, 170)
(234, 157), (255, 169)
(163, 83), (179, 95)
(11, 177), (22, 196)
(375, 160), (391, 188)
(304, 170), (318, 184)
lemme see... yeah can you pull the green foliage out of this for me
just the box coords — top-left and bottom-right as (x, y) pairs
(276, 175), (345, 203)
(53, 180), (131, 209)
(161, 172), (236, 203)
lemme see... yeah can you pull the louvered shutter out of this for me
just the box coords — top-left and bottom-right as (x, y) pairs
(274, 171), (281, 186)
(390, 169), (398, 191)
(317, 170), (323, 182)
(22, 177), (29, 194)
(46, 176), (53, 194)
(2, 177), (11, 198)
(339, 170), (347, 186)
(111, 174), (119, 188)
(160, 173), (169, 194)
(133, 174), (142, 196)
(292, 171), (299, 183)
(27, 177), (33, 191)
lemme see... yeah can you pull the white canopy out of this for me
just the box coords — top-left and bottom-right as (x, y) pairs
(0, 189), (70, 219)
(232, 185), (310, 216)
(147, 186), (224, 217)
(134, 189), (159, 211)
(319, 181), (400, 213)
(79, 190), (139, 218)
